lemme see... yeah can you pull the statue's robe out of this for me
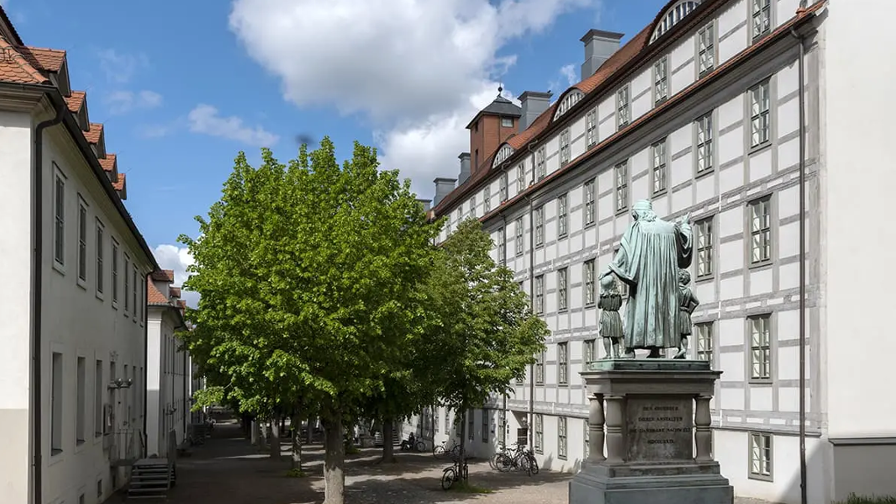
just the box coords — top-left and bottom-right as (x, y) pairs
(608, 217), (693, 350)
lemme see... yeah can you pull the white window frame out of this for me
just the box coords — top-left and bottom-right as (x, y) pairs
(698, 22), (715, 77)
(484, 185), (491, 213)
(695, 217), (714, 278)
(615, 161), (629, 212)
(557, 194), (568, 238)
(53, 165), (66, 269)
(558, 341), (568, 384)
(751, 0), (772, 41)
(534, 414), (544, 454)
(654, 56), (668, 104)
(558, 417), (568, 459)
(499, 172), (508, 202)
(749, 432), (773, 481)
(77, 196), (89, 285)
(534, 206), (544, 247)
(534, 275), (544, 315)
(95, 219), (105, 297)
(559, 128), (571, 167)
(749, 80), (771, 148)
(497, 227), (505, 265)
(586, 109), (597, 148)
(695, 322), (714, 364)
(749, 314), (772, 381)
(535, 147), (546, 181)
(651, 139), (667, 195)
(584, 179), (595, 226)
(584, 259), (595, 306)
(616, 85), (630, 130)
(517, 164), (526, 193)
(749, 196), (772, 265)
(515, 217), (524, 257)
(696, 113), (714, 174)
(557, 268), (568, 312)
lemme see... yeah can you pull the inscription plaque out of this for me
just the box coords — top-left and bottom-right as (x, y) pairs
(625, 397), (693, 462)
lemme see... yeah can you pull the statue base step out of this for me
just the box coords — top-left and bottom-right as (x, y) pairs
(569, 462), (733, 504)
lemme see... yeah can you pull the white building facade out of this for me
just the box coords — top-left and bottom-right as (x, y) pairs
(146, 271), (191, 458)
(0, 11), (159, 504)
(419, 1), (896, 503)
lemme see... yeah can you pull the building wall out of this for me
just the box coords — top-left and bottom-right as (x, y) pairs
(819, 0), (896, 501)
(428, 2), (841, 503)
(0, 107), (154, 504)
(146, 307), (189, 458)
(0, 109), (37, 504)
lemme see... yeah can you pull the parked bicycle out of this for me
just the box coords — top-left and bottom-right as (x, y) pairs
(493, 444), (539, 476)
(440, 456), (469, 490)
(399, 433), (427, 452)
(432, 439), (461, 458)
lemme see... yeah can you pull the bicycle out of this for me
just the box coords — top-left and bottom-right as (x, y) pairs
(440, 457), (469, 490)
(433, 439), (460, 458)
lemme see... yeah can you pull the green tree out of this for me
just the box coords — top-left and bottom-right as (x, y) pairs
(180, 139), (438, 504)
(422, 217), (549, 466)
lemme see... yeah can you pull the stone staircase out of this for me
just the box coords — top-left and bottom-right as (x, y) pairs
(126, 458), (175, 499)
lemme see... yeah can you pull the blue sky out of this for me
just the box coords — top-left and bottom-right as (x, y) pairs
(5, 0), (669, 299)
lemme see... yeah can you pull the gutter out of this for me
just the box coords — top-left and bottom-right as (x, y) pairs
(31, 97), (67, 504)
(789, 20), (808, 504)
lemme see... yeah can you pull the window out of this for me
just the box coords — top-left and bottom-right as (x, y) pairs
(535, 147), (546, 181)
(515, 217), (524, 256)
(139, 277), (145, 322)
(584, 419), (590, 459)
(652, 139), (667, 195)
(557, 194), (568, 238)
(484, 186), (491, 213)
(557, 268), (568, 312)
(654, 57), (668, 104)
(501, 117), (513, 128)
(123, 254), (130, 313)
(698, 23), (715, 76)
(534, 414), (543, 454)
(77, 197), (88, 282)
(517, 165), (526, 192)
(616, 86), (630, 130)
(695, 217), (714, 278)
(482, 409), (489, 443)
(751, 0), (771, 41)
(749, 315), (771, 380)
(749, 80), (771, 148)
(651, 1), (701, 42)
(586, 109), (597, 148)
(558, 417), (568, 459)
(51, 351), (63, 454)
(95, 221), (105, 295)
(584, 180), (595, 226)
(132, 266), (138, 320)
(497, 227), (505, 265)
(614, 161), (628, 212)
(534, 206), (544, 247)
(516, 369), (525, 385)
(584, 339), (596, 364)
(696, 113), (713, 173)
(558, 342), (568, 385)
(535, 275), (545, 315)
(584, 260), (595, 306)
(749, 197), (772, 264)
(695, 322), (714, 364)
(111, 240), (119, 304)
(466, 411), (474, 441)
(456, 208), (462, 226)
(559, 128), (571, 167)
(535, 350), (545, 385)
(54, 168), (65, 266)
(76, 356), (86, 444)
(500, 172), (508, 202)
(554, 91), (583, 119)
(470, 196), (477, 218)
(749, 432), (773, 480)
(95, 359), (103, 437)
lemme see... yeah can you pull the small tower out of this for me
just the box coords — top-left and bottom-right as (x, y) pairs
(464, 86), (522, 178)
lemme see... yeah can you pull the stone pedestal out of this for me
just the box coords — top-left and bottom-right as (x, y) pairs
(569, 359), (733, 504)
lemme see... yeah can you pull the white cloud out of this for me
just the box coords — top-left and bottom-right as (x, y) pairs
(560, 64), (579, 87)
(153, 244), (199, 308)
(97, 49), (149, 84)
(104, 90), (163, 115)
(229, 0), (601, 198)
(187, 104), (279, 147)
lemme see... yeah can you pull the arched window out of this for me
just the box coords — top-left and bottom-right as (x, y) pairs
(553, 90), (584, 121)
(650, 1), (702, 43)
(492, 144), (515, 168)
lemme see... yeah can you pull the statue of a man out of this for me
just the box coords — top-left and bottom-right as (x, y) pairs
(600, 200), (693, 358)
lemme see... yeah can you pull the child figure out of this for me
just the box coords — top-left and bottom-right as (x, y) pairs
(675, 269), (700, 359)
(598, 274), (625, 359)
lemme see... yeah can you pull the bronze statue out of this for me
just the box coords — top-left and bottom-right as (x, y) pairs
(598, 275), (625, 359)
(674, 269), (699, 359)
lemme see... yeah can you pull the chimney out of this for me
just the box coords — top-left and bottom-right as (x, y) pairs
(519, 91), (553, 132)
(580, 29), (625, 80)
(457, 152), (471, 185)
(417, 198), (432, 212)
(433, 177), (457, 207)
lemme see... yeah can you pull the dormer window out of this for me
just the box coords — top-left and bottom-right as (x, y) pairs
(553, 90), (584, 121)
(492, 145), (515, 168)
(650, 1), (702, 43)
(501, 117), (513, 128)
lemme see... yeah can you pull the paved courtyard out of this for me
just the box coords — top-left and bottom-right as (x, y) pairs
(143, 421), (772, 504)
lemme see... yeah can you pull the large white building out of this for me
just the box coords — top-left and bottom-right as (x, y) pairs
(146, 270), (192, 458)
(418, 1), (896, 502)
(0, 8), (161, 504)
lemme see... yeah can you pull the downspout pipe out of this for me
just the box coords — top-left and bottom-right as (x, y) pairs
(500, 212), (508, 445)
(143, 273), (150, 457)
(789, 24), (807, 504)
(525, 141), (538, 449)
(32, 100), (67, 504)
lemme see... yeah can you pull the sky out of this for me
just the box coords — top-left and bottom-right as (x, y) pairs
(4, 0), (670, 306)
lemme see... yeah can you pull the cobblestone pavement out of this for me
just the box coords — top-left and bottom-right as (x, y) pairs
(143, 421), (773, 504)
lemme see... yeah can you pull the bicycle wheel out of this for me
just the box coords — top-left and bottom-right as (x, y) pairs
(433, 445), (446, 457)
(416, 440), (426, 452)
(528, 454), (540, 475)
(441, 468), (456, 490)
(495, 453), (512, 472)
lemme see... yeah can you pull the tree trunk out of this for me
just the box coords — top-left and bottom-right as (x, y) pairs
(322, 418), (345, 504)
(381, 418), (396, 463)
(459, 409), (467, 479)
(291, 412), (303, 471)
(270, 414), (281, 459)
(307, 417), (314, 445)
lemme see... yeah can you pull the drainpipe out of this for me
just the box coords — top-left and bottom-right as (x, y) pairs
(789, 24), (807, 504)
(523, 141), (539, 450)
(31, 100), (67, 504)
(500, 213), (508, 444)
(143, 274), (149, 457)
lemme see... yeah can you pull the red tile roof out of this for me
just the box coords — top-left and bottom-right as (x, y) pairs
(147, 281), (169, 305)
(169, 287), (182, 299)
(17, 46), (65, 74)
(98, 153), (116, 174)
(151, 269), (175, 283)
(65, 90), (85, 112)
(84, 123), (103, 144)
(112, 172), (126, 191)
(0, 36), (49, 84)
